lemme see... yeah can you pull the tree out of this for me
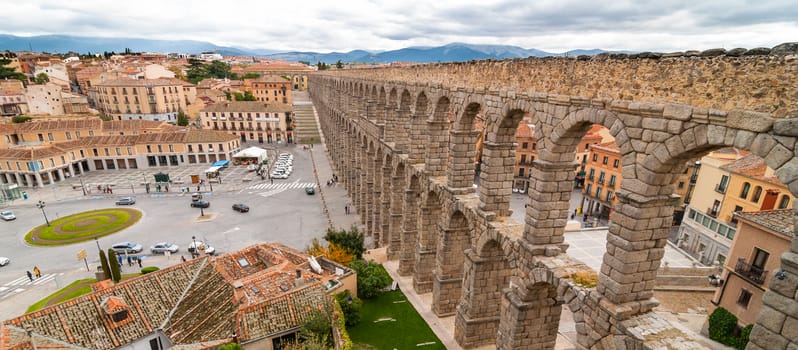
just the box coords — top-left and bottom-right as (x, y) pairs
(300, 308), (332, 347)
(335, 60), (344, 69)
(241, 73), (260, 79)
(186, 58), (208, 84)
(316, 61), (329, 70)
(0, 58), (26, 81)
(98, 249), (111, 281)
(34, 73), (49, 84)
(107, 249), (122, 283)
(177, 111), (189, 126)
(207, 60), (232, 79)
(305, 238), (355, 266)
(349, 260), (391, 298)
(324, 225), (365, 259)
(11, 116), (32, 123)
(224, 91), (232, 101)
(233, 91), (256, 101)
(334, 290), (362, 327)
(167, 66), (186, 81)
(218, 343), (244, 350)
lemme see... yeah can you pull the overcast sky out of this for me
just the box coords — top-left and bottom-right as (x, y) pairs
(1, 0), (796, 53)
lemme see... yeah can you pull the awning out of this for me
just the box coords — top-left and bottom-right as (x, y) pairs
(205, 166), (222, 174)
(212, 160), (230, 167)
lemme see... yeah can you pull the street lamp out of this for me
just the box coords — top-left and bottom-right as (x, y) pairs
(200, 205), (205, 217)
(79, 174), (86, 196)
(191, 235), (197, 258)
(36, 200), (50, 226)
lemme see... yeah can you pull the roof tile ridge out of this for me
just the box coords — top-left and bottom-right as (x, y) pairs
(3, 323), (91, 350)
(54, 306), (76, 344)
(159, 257), (209, 331)
(123, 284), (153, 332)
(90, 292), (121, 348)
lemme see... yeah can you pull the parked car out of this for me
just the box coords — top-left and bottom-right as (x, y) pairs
(232, 203), (250, 213)
(112, 241), (143, 254)
(0, 210), (15, 221)
(188, 241), (216, 255)
(191, 200), (210, 208)
(0, 257), (10, 266)
(305, 186), (316, 195)
(115, 197), (136, 205)
(150, 242), (179, 254)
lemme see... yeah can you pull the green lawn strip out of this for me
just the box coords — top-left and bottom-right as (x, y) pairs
(26, 209), (141, 246)
(26, 278), (95, 313)
(27, 273), (143, 313)
(348, 290), (445, 350)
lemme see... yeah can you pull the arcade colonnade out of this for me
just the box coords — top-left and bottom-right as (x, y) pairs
(309, 75), (798, 350)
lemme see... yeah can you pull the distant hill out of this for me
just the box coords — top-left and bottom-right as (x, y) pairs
(0, 34), (610, 63)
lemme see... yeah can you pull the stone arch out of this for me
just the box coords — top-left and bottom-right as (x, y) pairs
(399, 173), (421, 276)
(385, 156), (404, 258)
(448, 100), (484, 188)
(479, 103), (532, 217)
(432, 209), (472, 316)
(497, 264), (562, 349)
(376, 86), (386, 124)
(414, 189), (443, 293)
(426, 95), (452, 177)
(455, 237), (512, 347)
(395, 89), (413, 152)
(409, 91), (430, 164)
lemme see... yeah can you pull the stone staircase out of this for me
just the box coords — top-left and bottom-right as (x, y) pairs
(292, 91), (321, 144)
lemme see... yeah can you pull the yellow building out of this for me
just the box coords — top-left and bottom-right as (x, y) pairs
(0, 119), (239, 188)
(718, 154), (794, 223)
(582, 141), (622, 222)
(200, 101), (294, 144)
(243, 75), (292, 105)
(94, 78), (196, 123)
(712, 209), (793, 326)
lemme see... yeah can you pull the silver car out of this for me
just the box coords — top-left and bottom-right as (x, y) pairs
(0, 210), (15, 221)
(111, 241), (143, 254)
(150, 242), (179, 254)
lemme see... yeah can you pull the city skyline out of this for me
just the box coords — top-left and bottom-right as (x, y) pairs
(1, 0), (796, 53)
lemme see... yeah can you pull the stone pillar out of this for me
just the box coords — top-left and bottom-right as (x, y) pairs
(14, 173), (23, 186)
(497, 285), (562, 350)
(370, 154), (382, 245)
(56, 168), (65, 182)
(388, 169), (405, 260)
(455, 249), (510, 348)
(432, 214), (470, 316)
(394, 107), (411, 153)
(746, 206), (798, 350)
(478, 141), (515, 217)
(414, 198), (441, 293)
(380, 163), (392, 247)
(596, 190), (673, 307)
(408, 115), (428, 164)
(399, 185), (419, 276)
(383, 106), (397, 144)
(425, 120), (450, 177)
(523, 160), (577, 246)
(362, 147), (374, 238)
(34, 172), (44, 188)
(448, 130), (480, 188)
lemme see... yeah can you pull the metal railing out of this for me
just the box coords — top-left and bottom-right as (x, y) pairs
(734, 259), (767, 285)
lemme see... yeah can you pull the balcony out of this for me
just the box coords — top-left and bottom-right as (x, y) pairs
(715, 184), (727, 194)
(706, 207), (719, 218)
(734, 259), (767, 285)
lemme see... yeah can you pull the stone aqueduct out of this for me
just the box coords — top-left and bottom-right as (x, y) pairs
(308, 48), (798, 350)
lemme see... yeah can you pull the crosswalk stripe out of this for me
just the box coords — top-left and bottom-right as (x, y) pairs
(3, 273), (63, 286)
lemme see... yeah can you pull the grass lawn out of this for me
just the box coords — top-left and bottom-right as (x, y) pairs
(26, 273), (143, 313)
(26, 208), (141, 246)
(348, 290), (445, 350)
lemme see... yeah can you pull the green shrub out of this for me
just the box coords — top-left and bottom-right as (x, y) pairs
(335, 290), (362, 327)
(12, 116), (32, 123)
(141, 266), (160, 274)
(708, 307), (751, 349)
(325, 226), (365, 259)
(349, 260), (391, 299)
(300, 308), (333, 347)
(218, 343), (244, 350)
(107, 249), (121, 283)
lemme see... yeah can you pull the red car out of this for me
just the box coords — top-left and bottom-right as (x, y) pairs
(232, 203), (250, 213)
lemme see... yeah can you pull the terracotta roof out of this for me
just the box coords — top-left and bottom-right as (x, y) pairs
(515, 122), (534, 138)
(11, 119), (102, 132)
(2, 243), (350, 349)
(720, 153), (784, 186)
(590, 141), (619, 153)
(200, 101), (292, 113)
(736, 209), (795, 238)
(250, 75), (290, 83)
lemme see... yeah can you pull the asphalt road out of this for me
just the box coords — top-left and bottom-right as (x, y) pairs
(0, 145), (330, 320)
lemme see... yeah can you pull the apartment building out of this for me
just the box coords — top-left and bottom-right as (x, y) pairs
(93, 78), (196, 123)
(677, 150), (794, 266)
(0, 80), (27, 116)
(243, 75), (292, 105)
(581, 141), (622, 220)
(200, 101), (294, 144)
(712, 209), (793, 326)
(0, 119), (239, 188)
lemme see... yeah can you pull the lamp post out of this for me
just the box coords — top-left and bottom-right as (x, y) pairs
(79, 174), (86, 196)
(200, 205), (205, 217)
(36, 200), (50, 226)
(191, 235), (197, 258)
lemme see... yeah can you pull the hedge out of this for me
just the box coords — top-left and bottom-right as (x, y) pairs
(707, 307), (751, 350)
(141, 266), (160, 274)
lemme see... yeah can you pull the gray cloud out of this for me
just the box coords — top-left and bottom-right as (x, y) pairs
(0, 0), (796, 52)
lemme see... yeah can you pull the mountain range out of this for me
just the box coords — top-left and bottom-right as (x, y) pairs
(0, 34), (610, 63)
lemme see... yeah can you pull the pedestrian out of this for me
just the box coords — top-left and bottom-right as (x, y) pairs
(137, 257), (142, 268)
(345, 205), (349, 214)
(197, 184), (200, 191)
(33, 266), (41, 278)
(26, 271), (33, 282)
(127, 256), (132, 267)
(109, 187), (113, 194)
(181, 255), (187, 262)
(117, 255), (123, 266)
(270, 176), (273, 184)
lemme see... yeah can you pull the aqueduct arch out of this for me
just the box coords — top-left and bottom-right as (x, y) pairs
(311, 44), (798, 350)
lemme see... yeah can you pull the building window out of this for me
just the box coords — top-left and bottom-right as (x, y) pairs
(598, 171), (605, 184)
(606, 191), (613, 202)
(751, 186), (762, 202)
(520, 154), (527, 164)
(93, 148), (99, 157)
(592, 154), (598, 162)
(76, 131), (81, 138)
(677, 181), (685, 189)
(740, 182), (751, 199)
(752, 248), (770, 270)
(188, 145), (193, 153)
(596, 187), (603, 200)
(609, 175), (616, 187)
(518, 168), (525, 177)
(115, 148), (121, 156)
(127, 147), (132, 155)
(586, 183), (592, 195)
(146, 145), (152, 153)
(532, 143), (536, 150)
(66, 132), (71, 140)
(89, 131), (94, 136)
(602, 156), (608, 165)
(778, 195), (791, 209)
(613, 159), (619, 168)
(737, 289), (753, 308)
(717, 175), (729, 193)
(588, 169), (595, 180)
(169, 145), (174, 152)
(218, 143), (224, 151)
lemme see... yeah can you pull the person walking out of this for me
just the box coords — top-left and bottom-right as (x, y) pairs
(33, 266), (41, 278)
(26, 271), (33, 282)
(137, 257), (142, 268)
(127, 256), (132, 267)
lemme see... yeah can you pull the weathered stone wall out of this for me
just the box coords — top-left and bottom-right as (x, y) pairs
(318, 43), (798, 116)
